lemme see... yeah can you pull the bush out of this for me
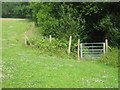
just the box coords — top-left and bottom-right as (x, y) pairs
(96, 48), (119, 67)
(26, 28), (74, 59)
(94, 14), (120, 46)
(35, 3), (87, 53)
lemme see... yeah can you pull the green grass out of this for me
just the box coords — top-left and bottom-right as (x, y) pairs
(2, 19), (118, 88)
(96, 48), (119, 67)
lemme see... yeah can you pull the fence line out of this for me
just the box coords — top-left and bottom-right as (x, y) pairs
(24, 33), (109, 61)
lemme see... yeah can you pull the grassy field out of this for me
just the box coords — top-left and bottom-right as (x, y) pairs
(2, 19), (118, 88)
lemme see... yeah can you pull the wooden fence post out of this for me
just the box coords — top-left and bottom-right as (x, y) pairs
(68, 36), (72, 55)
(49, 35), (52, 43)
(24, 31), (32, 46)
(77, 39), (80, 62)
(105, 39), (108, 53)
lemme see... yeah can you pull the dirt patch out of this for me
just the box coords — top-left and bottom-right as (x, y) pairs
(0, 18), (26, 20)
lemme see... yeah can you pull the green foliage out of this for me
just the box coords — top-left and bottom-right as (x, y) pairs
(2, 2), (120, 47)
(79, 2), (102, 16)
(2, 2), (120, 52)
(2, 2), (31, 18)
(27, 26), (71, 59)
(28, 2), (43, 22)
(94, 14), (120, 46)
(28, 2), (120, 47)
(96, 48), (119, 67)
(31, 3), (87, 53)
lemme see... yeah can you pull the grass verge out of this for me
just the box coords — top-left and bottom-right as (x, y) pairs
(2, 19), (118, 88)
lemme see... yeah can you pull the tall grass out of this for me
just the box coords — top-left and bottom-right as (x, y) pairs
(96, 48), (119, 67)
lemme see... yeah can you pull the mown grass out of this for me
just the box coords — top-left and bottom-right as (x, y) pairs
(2, 19), (118, 88)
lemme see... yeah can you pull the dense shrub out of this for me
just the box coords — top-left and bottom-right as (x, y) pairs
(23, 2), (120, 60)
(33, 3), (87, 52)
(27, 2), (120, 47)
(94, 14), (120, 46)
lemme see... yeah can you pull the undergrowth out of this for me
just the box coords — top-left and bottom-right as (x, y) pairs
(27, 26), (76, 60)
(27, 24), (119, 67)
(96, 48), (119, 67)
